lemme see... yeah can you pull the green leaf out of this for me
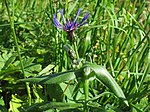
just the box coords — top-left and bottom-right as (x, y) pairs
(26, 102), (83, 111)
(22, 57), (35, 67)
(0, 65), (20, 80)
(79, 31), (91, 58)
(0, 51), (17, 70)
(83, 62), (129, 106)
(15, 57), (42, 77)
(63, 44), (77, 60)
(38, 64), (55, 76)
(25, 64), (41, 73)
(2, 54), (16, 69)
(67, 0), (79, 16)
(18, 70), (76, 84)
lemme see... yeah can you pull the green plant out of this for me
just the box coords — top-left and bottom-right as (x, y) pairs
(0, 0), (149, 111)
(19, 8), (129, 111)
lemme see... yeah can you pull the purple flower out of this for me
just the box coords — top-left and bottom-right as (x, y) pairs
(53, 9), (89, 32)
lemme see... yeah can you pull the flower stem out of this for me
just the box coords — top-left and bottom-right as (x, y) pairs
(73, 41), (79, 59)
(83, 73), (89, 112)
(84, 78), (89, 100)
(5, 0), (31, 105)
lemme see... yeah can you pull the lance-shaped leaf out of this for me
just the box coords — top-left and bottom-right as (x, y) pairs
(83, 62), (128, 106)
(26, 101), (83, 111)
(18, 70), (76, 84)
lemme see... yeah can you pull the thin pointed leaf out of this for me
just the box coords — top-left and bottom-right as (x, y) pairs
(79, 31), (91, 58)
(26, 102), (83, 111)
(84, 62), (128, 106)
(18, 70), (76, 84)
(67, 0), (79, 16)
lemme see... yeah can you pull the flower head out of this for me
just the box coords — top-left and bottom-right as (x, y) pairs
(53, 9), (89, 32)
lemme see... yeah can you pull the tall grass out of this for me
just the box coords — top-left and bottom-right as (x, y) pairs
(0, 0), (149, 111)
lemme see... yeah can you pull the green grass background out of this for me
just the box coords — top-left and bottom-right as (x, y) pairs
(0, 0), (149, 111)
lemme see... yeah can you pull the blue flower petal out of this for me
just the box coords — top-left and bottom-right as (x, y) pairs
(53, 14), (63, 28)
(74, 8), (81, 22)
(59, 9), (66, 23)
(70, 22), (78, 31)
(78, 21), (88, 27)
(79, 13), (89, 25)
(53, 8), (89, 32)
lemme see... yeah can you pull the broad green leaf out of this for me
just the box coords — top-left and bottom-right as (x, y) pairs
(0, 65), (20, 80)
(25, 64), (41, 72)
(2, 54), (16, 69)
(22, 57), (35, 67)
(9, 95), (23, 112)
(15, 57), (42, 77)
(38, 64), (55, 76)
(24, 71), (37, 77)
(26, 102), (83, 111)
(0, 51), (16, 70)
(18, 70), (76, 84)
(83, 62), (128, 106)
(46, 84), (63, 101)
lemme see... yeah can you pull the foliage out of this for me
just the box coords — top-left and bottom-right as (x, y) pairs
(0, 0), (149, 112)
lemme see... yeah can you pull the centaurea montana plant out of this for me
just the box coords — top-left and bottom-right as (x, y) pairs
(53, 8), (128, 109)
(53, 8), (89, 42)
(20, 8), (128, 112)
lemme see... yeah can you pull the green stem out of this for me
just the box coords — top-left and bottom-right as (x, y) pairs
(84, 78), (89, 101)
(73, 41), (79, 60)
(5, 0), (31, 105)
(72, 38), (89, 111)
(83, 72), (89, 112)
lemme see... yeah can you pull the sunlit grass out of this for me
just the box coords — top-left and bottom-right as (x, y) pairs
(0, 0), (149, 111)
